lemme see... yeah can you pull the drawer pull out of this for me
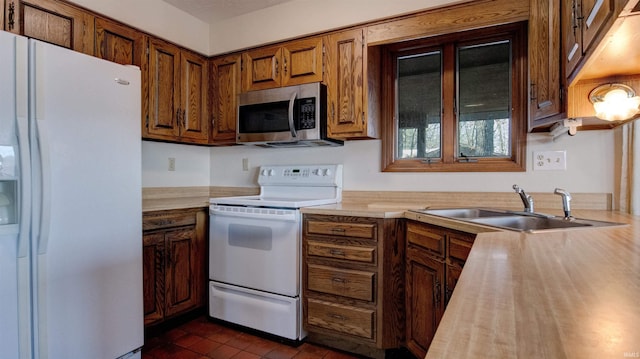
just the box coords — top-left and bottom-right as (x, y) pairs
(332, 277), (346, 283)
(329, 313), (346, 321)
(329, 249), (345, 256)
(331, 228), (346, 232)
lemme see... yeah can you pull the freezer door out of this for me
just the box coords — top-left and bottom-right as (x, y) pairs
(29, 39), (143, 359)
(0, 31), (31, 359)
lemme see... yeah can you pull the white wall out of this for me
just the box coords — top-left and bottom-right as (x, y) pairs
(142, 141), (210, 187)
(209, 0), (466, 55)
(67, 0), (210, 54)
(210, 131), (615, 193)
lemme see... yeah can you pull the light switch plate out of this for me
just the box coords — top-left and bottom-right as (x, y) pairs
(533, 150), (566, 170)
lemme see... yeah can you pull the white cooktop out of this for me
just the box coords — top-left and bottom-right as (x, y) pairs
(210, 164), (343, 209)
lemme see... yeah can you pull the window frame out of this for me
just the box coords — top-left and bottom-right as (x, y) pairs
(381, 22), (528, 172)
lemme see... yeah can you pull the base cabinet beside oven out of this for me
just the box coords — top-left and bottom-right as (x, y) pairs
(302, 214), (405, 358)
(405, 220), (476, 358)
(142, 208), (208, 327)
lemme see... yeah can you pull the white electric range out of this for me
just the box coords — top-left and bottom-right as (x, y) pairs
(208, 164), (343, 340)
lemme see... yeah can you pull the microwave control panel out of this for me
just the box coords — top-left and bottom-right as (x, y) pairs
(297, 98), (316, 130)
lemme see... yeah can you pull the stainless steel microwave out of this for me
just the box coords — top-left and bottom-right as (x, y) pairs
(236, 82), (343, 147)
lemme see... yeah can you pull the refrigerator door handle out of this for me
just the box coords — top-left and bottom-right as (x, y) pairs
(34, 119), (51, 255)
(16, 115), (30, 258)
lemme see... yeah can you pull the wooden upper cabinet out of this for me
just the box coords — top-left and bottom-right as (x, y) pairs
(242, 36), (323, 92)
(563, 0), (582, 81)
(179, 50), (209, 143)
(281, 37), (323, 87)
(211, 53), (241, 144)
(581, 0), (616, 53)
(5, 0), (94, 54)
(148, 38), (181, 139)
(242, 45), (281, 91)
(563, 0), (616, 80)
(95, 17), (146, 67)
(324, 28), (372, 139)
(528, 0), (565, 129)
(147, 38), (209, 144)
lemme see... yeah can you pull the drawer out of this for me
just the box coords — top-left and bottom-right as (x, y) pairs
(448, 234), (474, 262)
(307, 221), (375, 239)
(406, 222), (445, 257)
(307, 298), (374, 339)
(307, 241), (375, 263)
(307, 264), (374, 301)
(143, 212), (196, 231)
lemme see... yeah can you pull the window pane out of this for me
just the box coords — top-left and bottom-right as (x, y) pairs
(397, 51), (441, 159)
(457, 41), (511, 158)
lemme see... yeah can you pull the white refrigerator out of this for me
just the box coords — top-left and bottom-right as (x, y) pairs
(0, 30), (143, 359)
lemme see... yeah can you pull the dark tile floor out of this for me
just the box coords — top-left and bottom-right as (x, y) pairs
(142, 316), (363, 359)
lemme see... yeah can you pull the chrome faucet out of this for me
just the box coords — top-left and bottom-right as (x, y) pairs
(512, 184), (534, 213)
(554, 188), (573, 219)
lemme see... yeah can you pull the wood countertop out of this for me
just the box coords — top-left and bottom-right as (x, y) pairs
(415, 210), (640, 359)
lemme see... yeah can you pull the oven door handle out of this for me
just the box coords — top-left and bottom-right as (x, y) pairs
(288, 91), (297, 138)
(210, 207), (299, 222)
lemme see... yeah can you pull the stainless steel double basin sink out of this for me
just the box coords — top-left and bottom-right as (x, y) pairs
(412, 208), (623, 233)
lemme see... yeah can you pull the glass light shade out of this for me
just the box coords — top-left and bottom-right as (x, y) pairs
(590, 84), (640, 122)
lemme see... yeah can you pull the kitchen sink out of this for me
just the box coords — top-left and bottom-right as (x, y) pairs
(419, 208), (515, 219)
(413, 208), (624, 233)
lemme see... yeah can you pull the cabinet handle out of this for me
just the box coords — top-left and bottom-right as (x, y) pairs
(329, 313), (346, 321)
(176, 108), (182, 127)
(434, 280), (441, 306)
(530, 83), (537, 100)
(283, 57), (288, 76)
(331, 102), (335, 120)
(332, 277), (346, 283)
(8, 2), (15, 30)
(182, 109), (187, 129)
(331, 227), (345, 233)
(329, 249), (345, 256)
(275, 58), (279, 77)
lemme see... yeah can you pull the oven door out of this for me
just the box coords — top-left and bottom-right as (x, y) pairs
(209, 205), (301, 297)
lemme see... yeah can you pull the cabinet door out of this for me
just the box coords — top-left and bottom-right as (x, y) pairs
(281, 37), (324, 87)
(405, 245), (445, 359)
(242, 45), (282, 92)
(581, 0), (615, 54)
(143, 232), (165, 326)
(325, 28), (366, 138)
(147, 38), (181, 139)
(165, 226), (199, 317)
(211, 54), (241, 144)
(529, 0), (564, 128)
(179, 50), (209, 143)
(563, 0), (583, 79)
(6, 0), (94, 54)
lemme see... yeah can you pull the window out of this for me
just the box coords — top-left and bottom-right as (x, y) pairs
(381, 23), (527, 172)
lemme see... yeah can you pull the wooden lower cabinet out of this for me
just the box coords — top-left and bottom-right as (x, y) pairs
(302, 214), (404, 358)
(142, 208), (207, 327)
(405, 221), (475, 358)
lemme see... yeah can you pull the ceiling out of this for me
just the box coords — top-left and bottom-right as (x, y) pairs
(162, 0), (296, 22)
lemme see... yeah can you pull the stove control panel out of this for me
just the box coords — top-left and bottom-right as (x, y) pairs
(257, 164), (343, 186)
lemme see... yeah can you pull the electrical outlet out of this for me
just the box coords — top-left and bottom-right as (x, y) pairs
(242, 158), (249, 171)
(168, 157), (176, 171)
(533, 150), (566, 171)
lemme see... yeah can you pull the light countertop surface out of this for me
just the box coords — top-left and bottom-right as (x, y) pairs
(410, 209), (640, 359)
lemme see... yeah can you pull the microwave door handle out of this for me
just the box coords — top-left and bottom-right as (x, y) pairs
(288, 91), (297, 138)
